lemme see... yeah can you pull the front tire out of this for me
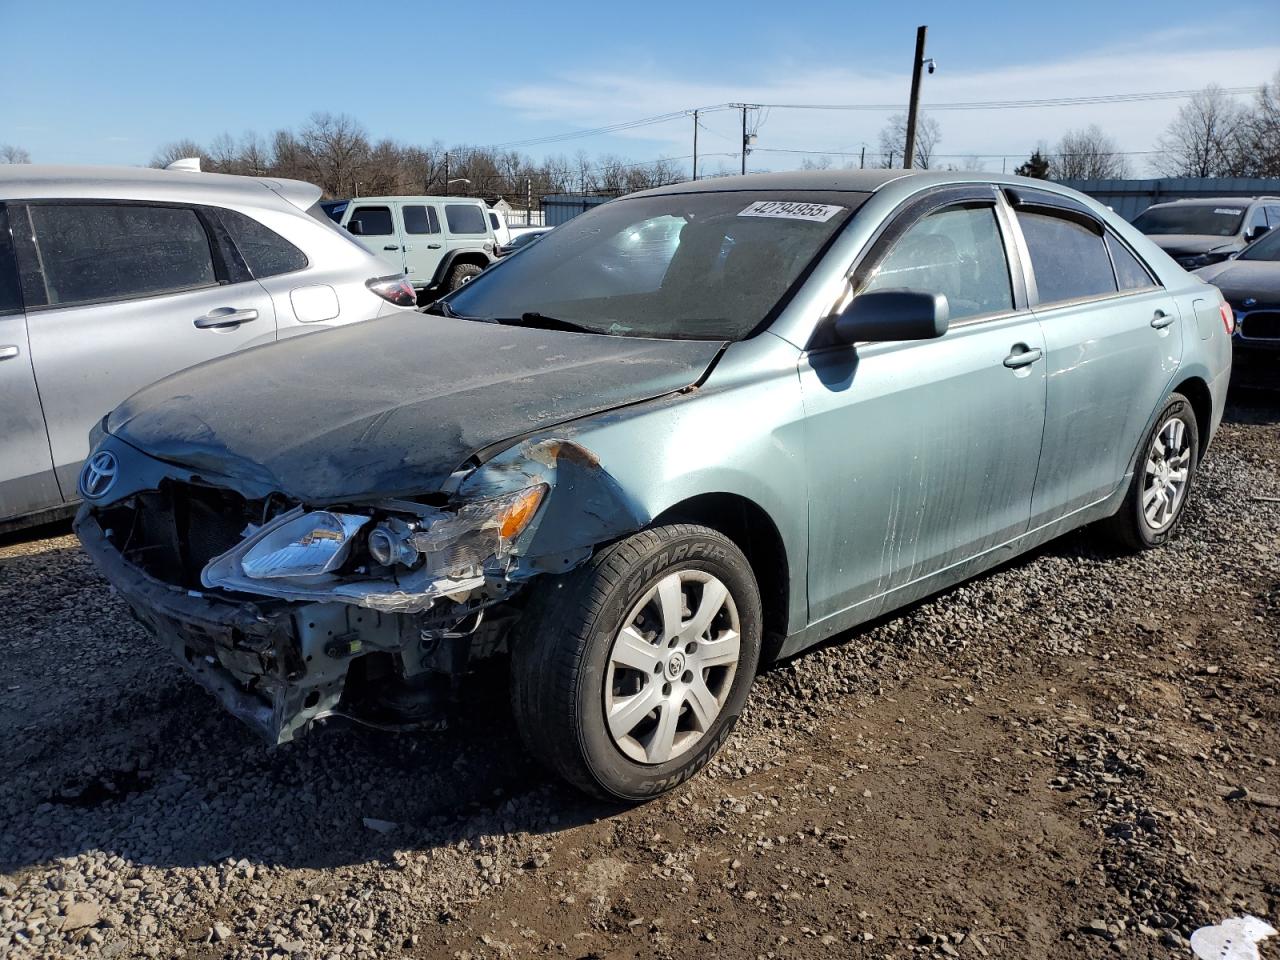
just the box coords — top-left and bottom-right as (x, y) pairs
(510, 525), (762, 801)
(1098, 392), (1199, 551)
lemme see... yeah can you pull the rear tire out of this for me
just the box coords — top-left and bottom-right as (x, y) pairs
(510, 525), (762, 801)
(446, 262), (483, 290)
(1097, 392), (1199, 552)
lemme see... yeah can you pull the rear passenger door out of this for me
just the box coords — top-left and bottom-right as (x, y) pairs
(14, 201), (276, 495)
(400, 203), (446, 286)
(1006, 189), (1181, 528)
(346, 203), (404, 274)
(0, 204), (61, 523)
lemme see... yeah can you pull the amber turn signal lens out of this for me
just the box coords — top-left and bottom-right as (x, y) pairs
(497, 485), (547, 539)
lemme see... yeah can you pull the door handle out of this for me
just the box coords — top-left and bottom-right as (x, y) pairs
(1150, 310), (1175, 329)
(1003, 346), (1043, 368)
(0, 344), (18, 361)
(427, 243), (443, 249)
(383, 244), (400, 251)
(194, 307), (259, 329)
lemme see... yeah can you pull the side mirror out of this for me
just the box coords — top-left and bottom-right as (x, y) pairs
(1245, 224), (1270, 242)
(834, 290), (950, 344)
(347, 220), (364, 236)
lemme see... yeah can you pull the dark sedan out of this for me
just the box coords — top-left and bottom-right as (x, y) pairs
(1197, 227), (1280, 377)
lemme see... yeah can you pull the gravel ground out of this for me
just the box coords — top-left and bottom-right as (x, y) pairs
(1, 391), (1277, 960)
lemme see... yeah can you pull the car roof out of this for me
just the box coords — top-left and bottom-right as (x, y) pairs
(0, 164), (321, 211)
(342, 195), (488, 204)
(1148, 196), (1279, 208)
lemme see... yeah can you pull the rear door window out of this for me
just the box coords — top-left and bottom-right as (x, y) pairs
(26, 203), (216, 307)
(1104, 234), (1157, 291)
(403, 205), (440, 234)
(445, 203), (488, 235)
(217, 208), (308, 278)
(348, 205), (394, 236)
(861, 204), (1014, 322)
(0, 206), (22, 315)
(1016, 210), (1118, 305)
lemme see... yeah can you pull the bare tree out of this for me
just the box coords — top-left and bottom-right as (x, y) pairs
(800, 155), (833, 170)
(149, 139), (206, 168)
(0, 144), (31, 163)
(878, 112), (940, 169)
(1153, 85), (1245, 177)
(298, 112), (371, 197)
(1048, 125), (1130, 179)
(1235, 69), (1280, 178)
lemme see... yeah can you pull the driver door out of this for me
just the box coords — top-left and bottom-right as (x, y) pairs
(799, 187), (1048, 623)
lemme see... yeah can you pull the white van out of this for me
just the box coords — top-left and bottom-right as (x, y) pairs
(322, 196), (498, 291)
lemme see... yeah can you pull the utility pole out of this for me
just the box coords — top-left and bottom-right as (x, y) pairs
(741, 105), (748, 175)
(692, 109), (699, 181)
(525, 177), (532, 225)
(859, 145), (866, 169)
(443, 153), (449, 196)
(902, 25), (929, 169)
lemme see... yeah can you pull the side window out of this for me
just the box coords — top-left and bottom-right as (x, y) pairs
(1016, 210), (1117, 305)
(1247, 206), (1268, 233)
(861, 204), (1013, 322)
(349, 205), (394, 236)
(402, 205), (439, 235)
(0, 206), (22, 315)
(1105, 233), (1157, 291)
(217, 208), (308, 278)
(27, 203), (216, 307)
(445, 203), (488, 235)
(489, 212), (500, 229)
(1267, 206), (1280, 228)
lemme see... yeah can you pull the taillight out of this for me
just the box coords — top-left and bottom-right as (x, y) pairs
(366, 275), (417, 308)
(1219, 301), (1235, 335)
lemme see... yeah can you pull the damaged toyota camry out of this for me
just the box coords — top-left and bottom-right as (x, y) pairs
(77, 170), (1232, 800)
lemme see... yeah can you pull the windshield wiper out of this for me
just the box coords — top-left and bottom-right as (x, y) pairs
(494, 312), (596, 334)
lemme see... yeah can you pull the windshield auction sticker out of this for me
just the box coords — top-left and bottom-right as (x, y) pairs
(738, 200), (844, 222)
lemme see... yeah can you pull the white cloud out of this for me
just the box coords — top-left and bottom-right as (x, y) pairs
(498, 39), (1280, 174)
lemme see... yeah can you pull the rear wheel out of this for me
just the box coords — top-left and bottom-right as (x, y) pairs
(1098, 392), (1199, 551)
(510, 525), (761, 801)
(446, 262), (483, 290)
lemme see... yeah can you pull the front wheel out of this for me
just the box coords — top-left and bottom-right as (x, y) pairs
(445, 262), (483, 290)
(1098, 392), (1200, 551)
(510, 525), (762, 801)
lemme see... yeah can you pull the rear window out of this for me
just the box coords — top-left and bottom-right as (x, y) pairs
(349, 205), (394, 236)
(218, 208), (309, 278)
(445, 204), (488, 235)
(1017, 210), (1117, 305)
(1133, 204), (1244, 237)
(26, 203), (216, 307)
(320, 200), (348, 223)
(489, 212), (500, 229)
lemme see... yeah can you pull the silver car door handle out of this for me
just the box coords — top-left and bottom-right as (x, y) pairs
(194, 308), (259, 329)
(382, 244), (400, 251)
(1150, 310), (1175, 329)
(1003, 346), (1043, 368)
(0, 344), (18, 361)
(427, 243), (443, 249)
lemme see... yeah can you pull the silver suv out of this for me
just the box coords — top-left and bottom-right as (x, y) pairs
(321, 196), (497, 292)
(0, 164), (417, 533)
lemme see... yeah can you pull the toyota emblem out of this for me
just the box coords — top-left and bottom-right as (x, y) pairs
(79, 451), (119, 500)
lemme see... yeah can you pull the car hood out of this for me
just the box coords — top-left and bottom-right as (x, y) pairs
(1147, 234), (1241, 257)
(1194, 259), (1280, 305)
(108, 313), (723, 502)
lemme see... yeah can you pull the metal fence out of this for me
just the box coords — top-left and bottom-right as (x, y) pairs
(1059, 177), (1280, 221)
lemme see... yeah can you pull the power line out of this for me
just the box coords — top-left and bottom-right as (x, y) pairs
(482, 86), (1262, 151)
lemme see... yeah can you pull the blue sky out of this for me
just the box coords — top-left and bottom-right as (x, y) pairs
(2, 0), (1278, 174)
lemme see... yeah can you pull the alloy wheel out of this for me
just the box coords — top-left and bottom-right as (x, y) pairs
(1142, 415), (1192, 530)
(603, 570), (741, 765)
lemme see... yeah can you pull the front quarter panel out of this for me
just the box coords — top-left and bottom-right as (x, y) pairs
(484, 332), (811, 634)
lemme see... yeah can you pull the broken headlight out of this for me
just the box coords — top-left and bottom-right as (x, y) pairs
(241, 511), (371, 579)
(367, 484), (547, 579)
